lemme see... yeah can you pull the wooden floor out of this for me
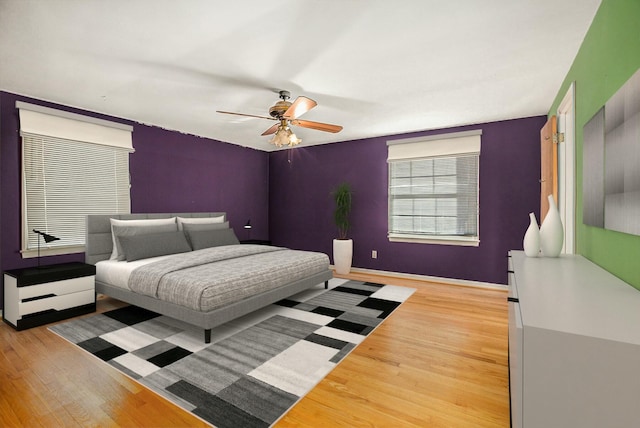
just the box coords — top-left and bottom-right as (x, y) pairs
(0, 271), (510, 427)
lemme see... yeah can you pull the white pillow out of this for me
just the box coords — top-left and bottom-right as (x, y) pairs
(176, 215), (225, 230)
(109, 217), (177, 260)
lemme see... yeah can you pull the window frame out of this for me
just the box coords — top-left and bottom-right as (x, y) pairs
(387, 130), (481, 246)
(17, 101), (134, 258)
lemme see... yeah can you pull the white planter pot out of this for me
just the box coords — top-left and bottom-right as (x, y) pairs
(333, 239), (353, 275)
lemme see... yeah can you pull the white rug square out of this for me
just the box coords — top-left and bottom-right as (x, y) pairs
(314, 325), (367, 344)
(163, 330), (211, 353)
(372, 284), (417, 302)
(101, 326), (158, 352)
(275, 306), (335, 325)
(112, 352), (161, 377)
(249, 340), (338, 396)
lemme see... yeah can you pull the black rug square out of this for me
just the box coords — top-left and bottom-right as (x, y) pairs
(147, 346), (192, 367)
(103, 305), (160, 325)
(305, 333), (350, 350)
(311, 306), (344, 317)
(363, 281), (385, 287)
(274, 298), (299, 308)
(78, 336), (127, 361)
(333, 285), (375, 296)
(327, 318), (369, 334)
(358, 296), (402, 318)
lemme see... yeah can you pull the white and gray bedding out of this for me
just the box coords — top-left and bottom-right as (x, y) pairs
(126, 244), (329, 311)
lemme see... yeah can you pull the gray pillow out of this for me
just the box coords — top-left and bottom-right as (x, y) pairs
(112, 223), (178, 261)
(187, 228), (240, 250)
(182, 221), (230, 232)
(182, 221), (230, 247)
(118, 231), (192, 262)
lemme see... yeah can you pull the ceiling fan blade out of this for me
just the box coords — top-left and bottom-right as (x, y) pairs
(261, 123), (280, 136)
(216, 111), (275, 121)
(291, 119), (343, 133)
(283, 96), (317, 120)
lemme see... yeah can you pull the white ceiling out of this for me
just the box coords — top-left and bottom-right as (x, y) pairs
(0, 0), (601, 152)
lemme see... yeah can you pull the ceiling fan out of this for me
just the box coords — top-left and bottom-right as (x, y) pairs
(217, 90), (343, 147)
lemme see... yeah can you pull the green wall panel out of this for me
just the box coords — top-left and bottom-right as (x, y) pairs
(550, 0), (640, 290)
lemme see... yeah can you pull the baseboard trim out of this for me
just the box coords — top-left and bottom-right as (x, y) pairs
(331, 265), (507, 291)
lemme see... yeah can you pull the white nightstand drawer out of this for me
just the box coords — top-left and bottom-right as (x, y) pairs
(18, 276), (95, 300)
(19, 289), (95, 317)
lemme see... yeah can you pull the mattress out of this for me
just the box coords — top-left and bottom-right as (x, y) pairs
(96, 255), (173, 289)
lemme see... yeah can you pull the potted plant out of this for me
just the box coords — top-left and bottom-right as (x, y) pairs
(332, 182), (353, 274)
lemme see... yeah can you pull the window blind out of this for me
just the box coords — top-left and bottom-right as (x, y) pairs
(387, 130), (481, 245)
(18, 103), (133, 254)
(22, 134), (132, 252)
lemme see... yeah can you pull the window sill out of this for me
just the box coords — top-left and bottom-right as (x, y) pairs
(21, 245), (86, 259)
(388, 234), (479, 247)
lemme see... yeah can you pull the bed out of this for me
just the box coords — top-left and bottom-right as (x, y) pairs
(85, 213), (332, 343)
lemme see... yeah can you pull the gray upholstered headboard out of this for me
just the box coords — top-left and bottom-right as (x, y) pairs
(85, 212), (227, 265)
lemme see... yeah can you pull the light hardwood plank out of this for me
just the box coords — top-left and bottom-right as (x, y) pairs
(0, 272), (509, 427)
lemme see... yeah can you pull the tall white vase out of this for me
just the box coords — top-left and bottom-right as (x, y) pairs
(523, 212), (540, 257)
(540, 194), (564, 257)
(333, 239), (353, 274)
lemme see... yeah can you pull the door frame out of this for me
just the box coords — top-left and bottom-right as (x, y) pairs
(557, 82), (576, 254)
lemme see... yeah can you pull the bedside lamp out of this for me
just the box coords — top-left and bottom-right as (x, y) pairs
(33, 229), (60, 268)
(244, 219), (252, 240)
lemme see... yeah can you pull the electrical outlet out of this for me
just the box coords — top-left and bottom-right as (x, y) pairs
(372, 250), (377, 259)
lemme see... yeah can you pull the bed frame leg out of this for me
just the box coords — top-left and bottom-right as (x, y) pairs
(324, 280), (328, 289)
(204, 329), (211, 344)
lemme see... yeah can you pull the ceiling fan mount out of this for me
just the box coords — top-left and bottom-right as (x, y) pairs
(268, 90), (292, 119)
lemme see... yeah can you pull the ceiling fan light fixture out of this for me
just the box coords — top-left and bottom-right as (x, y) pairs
(285, 127), (301, 146)
(270, 124), (301, 147)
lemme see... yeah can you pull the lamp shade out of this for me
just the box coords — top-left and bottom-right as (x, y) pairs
(33, 229), (60, 268)
(33, 229), (60, 243)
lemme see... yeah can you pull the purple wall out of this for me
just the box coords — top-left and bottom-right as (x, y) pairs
(0, 87), (544, 312)
(269, 116), (546, 285)
(0, 91), (269, 307)
(129, 123), (269, 233)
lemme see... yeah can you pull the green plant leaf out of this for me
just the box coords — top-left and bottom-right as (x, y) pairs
(332, 182), (352, 239)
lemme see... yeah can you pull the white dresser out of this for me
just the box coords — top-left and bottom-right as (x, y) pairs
(508, 250), (640, 428)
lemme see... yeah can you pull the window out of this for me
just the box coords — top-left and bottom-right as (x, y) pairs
(18, 102), (134, 257)
(387, 130), (481, 246)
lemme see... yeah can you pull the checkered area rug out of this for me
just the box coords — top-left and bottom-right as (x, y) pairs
(49, 279), (415, 427)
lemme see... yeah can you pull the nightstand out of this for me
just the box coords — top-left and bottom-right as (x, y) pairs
(3, 262), (96, 330)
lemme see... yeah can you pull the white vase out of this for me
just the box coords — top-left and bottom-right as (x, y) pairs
(540, 194), (564, 257)
(523, 212), (540, 257)
(333, 239), (353, 274)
